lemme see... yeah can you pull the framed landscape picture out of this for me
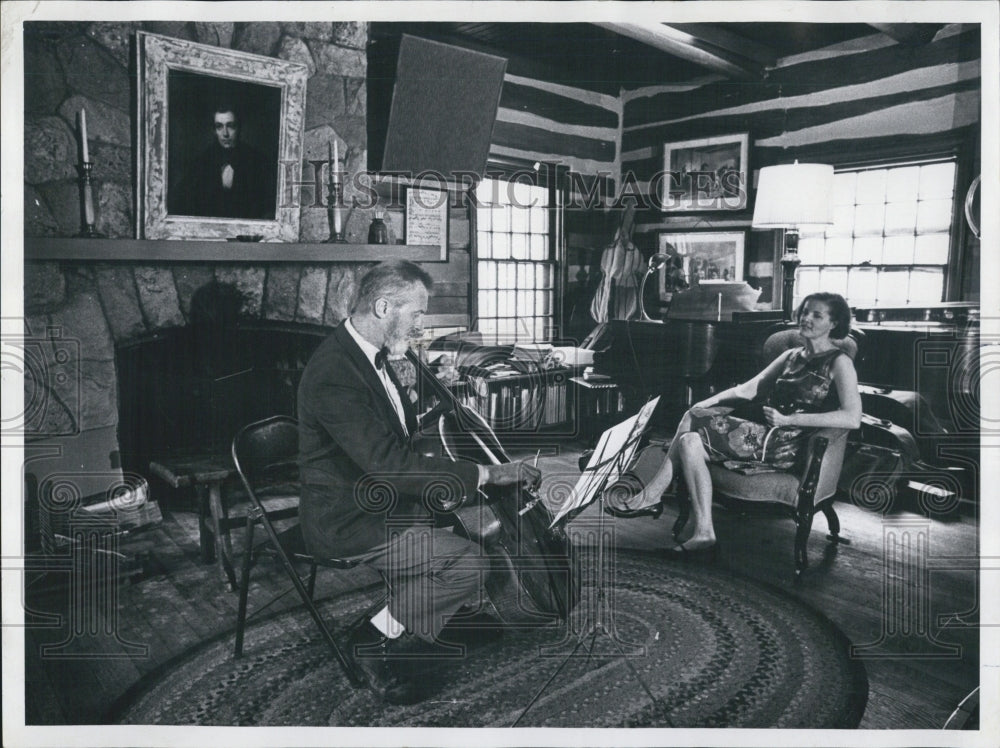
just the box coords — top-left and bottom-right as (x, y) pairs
(661, 133), (749, 212)
(136, 32), (308, 241)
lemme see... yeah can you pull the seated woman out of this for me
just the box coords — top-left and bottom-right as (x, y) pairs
(621, 292), (862, 559)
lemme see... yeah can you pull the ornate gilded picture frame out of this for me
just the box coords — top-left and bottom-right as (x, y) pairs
(661, 133), (749, 212)
(136, 32), (308, 241)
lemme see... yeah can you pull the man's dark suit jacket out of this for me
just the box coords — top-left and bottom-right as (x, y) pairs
(176, 142), (275, 219)
(297, 322), (481, 558)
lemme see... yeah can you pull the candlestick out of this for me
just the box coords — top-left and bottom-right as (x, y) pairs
(79, 109), (89, 162)
(76, 161), (102, 237)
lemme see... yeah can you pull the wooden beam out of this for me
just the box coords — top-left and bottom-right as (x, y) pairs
(596, 22), (765, 81)
(869, 23), (944, 46)
(668, 23), (778, 67)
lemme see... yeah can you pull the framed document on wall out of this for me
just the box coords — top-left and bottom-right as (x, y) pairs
(405, 186), (449, 260)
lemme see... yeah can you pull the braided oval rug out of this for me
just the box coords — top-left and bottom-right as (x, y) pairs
(112, 551), (867, 728)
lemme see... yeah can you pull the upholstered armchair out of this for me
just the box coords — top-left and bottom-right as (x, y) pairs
(674, 326), (864, 576)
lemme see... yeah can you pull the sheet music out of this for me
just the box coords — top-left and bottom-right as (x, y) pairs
(405, 187), (446, 248)
(550, 397), (660, 525)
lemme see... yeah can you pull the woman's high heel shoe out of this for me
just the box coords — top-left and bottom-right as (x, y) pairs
(603, 501), (664, 519)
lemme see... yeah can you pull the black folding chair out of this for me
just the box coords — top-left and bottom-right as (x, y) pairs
(230, 415), (388, 687)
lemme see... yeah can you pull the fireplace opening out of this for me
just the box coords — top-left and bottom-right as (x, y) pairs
(115, 282), (330, 483)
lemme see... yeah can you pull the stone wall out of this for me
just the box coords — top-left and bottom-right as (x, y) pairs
(25, 20), (371, 241)
(21, 21), (470, 498)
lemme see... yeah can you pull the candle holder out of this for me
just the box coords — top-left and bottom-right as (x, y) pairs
(326, 180), (347, 243)
(76, 161), (103, 238)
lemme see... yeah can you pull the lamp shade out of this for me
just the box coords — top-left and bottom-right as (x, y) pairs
(752, 162), (835, 228)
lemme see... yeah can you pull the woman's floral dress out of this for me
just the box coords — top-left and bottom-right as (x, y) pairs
(688, 347), (845, 473)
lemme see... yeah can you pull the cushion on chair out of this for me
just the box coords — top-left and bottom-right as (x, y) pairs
(707, 427), (850, 509)
(707, 464), (802, 507)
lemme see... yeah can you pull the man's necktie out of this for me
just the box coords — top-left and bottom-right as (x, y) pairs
(374, 347), (389, 370)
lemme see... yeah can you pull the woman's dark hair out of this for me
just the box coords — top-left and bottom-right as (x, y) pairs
(795, 292), (852, 339)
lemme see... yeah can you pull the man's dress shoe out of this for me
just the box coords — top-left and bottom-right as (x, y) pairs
(346, 623), (423, 705)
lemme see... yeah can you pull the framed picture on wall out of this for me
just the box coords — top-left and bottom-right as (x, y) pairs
(661, 133), (749, 212)
(136, 32), (308, 241)
(658, 231), (746, 294)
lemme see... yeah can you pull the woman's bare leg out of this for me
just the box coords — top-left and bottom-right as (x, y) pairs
(667, 431), (717, 551)
(626, 410), (695, 509)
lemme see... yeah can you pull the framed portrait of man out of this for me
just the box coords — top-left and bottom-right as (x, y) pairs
(136, 32), (308, 241)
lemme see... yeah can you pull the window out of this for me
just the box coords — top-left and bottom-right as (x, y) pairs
(794, 159), (957, 309)
(474, 176), (558, 343)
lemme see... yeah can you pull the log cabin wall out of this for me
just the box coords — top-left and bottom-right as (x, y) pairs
(620, 23), (982, 304)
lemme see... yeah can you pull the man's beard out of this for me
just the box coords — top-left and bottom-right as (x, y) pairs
(385, 314), (419, 356)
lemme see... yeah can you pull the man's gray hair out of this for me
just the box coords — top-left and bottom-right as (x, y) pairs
(352, 260), (433, 314)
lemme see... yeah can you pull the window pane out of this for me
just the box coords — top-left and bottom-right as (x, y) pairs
(795, 266), (821, 302)
(916, 198), (953, 234)
(492, 205), (510, 233)
(854, 203), (886, 236)
(497, 318), (516, 342)
(852, 236), (883, 265)
(884, 200), (918, 235)
(878, 269), (910, 304)
(536, 263), (553, 289)
(798, 236), (825, 264)
(531, 206), (549, 234)
(477, 231), (492, 258)
(518, 290), (535, 317)
(517, 263), (532, 288)
(479, 290), (496, 317)
(832, 172), (857, 205)
(479, 318), (497, 341)
(498, 290), (516, 317)
(918, 162), (956, 199)
(510, 205), (529, 233)
(530, 234), (547, 260)
(848, 266), (878, 307)
(886, 166), (920, 201)
(856, 170), (887, 203)
(909, 267), (944, 303)
(511, 233), (528, 259)
(824, 237), (853, 265)
(536, 290), (551, 315)
(478, 261), (496, 289)
(883, 235), (915, 264)
(827, 204), (855, 236)
(509, 180), (537, 208)
(499, 262), (516, 289)
(492, 233), (511, 259)
(476, 179), (498, 206)
(819, 267), (848, 297)
(914, 233), (950, 265)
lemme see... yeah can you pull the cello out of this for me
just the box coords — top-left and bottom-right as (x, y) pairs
(406, 349), (579, 626)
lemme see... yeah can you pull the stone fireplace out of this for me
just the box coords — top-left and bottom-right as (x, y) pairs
(22, 259), (367, 522)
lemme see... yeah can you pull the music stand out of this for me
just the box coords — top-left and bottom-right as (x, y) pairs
(513, 398), (673, 727)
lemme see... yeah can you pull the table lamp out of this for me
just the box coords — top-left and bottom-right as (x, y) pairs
(638, 253), (670, 321)
(752, 161), (834, 319)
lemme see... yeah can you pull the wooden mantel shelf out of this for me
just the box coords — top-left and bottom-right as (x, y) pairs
(24, 237), (444, 263)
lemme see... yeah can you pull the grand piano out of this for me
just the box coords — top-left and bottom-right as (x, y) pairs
(586, 313), (787, 429)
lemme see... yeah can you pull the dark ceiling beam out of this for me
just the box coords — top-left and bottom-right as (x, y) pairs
(869, 23), (945, 46)
(596, 21), (767, 80)
(668, 23), (778, 67)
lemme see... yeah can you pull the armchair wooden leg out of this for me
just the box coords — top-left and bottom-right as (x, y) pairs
(793, 509), (815, 576)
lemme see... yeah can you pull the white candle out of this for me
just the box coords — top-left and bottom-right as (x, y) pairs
(717, 292), (723, 321)
(79, 109), (89, 162)
(332, 139), (340, 184)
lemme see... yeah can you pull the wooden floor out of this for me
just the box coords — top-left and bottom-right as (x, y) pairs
(21, 444), (980, 730)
